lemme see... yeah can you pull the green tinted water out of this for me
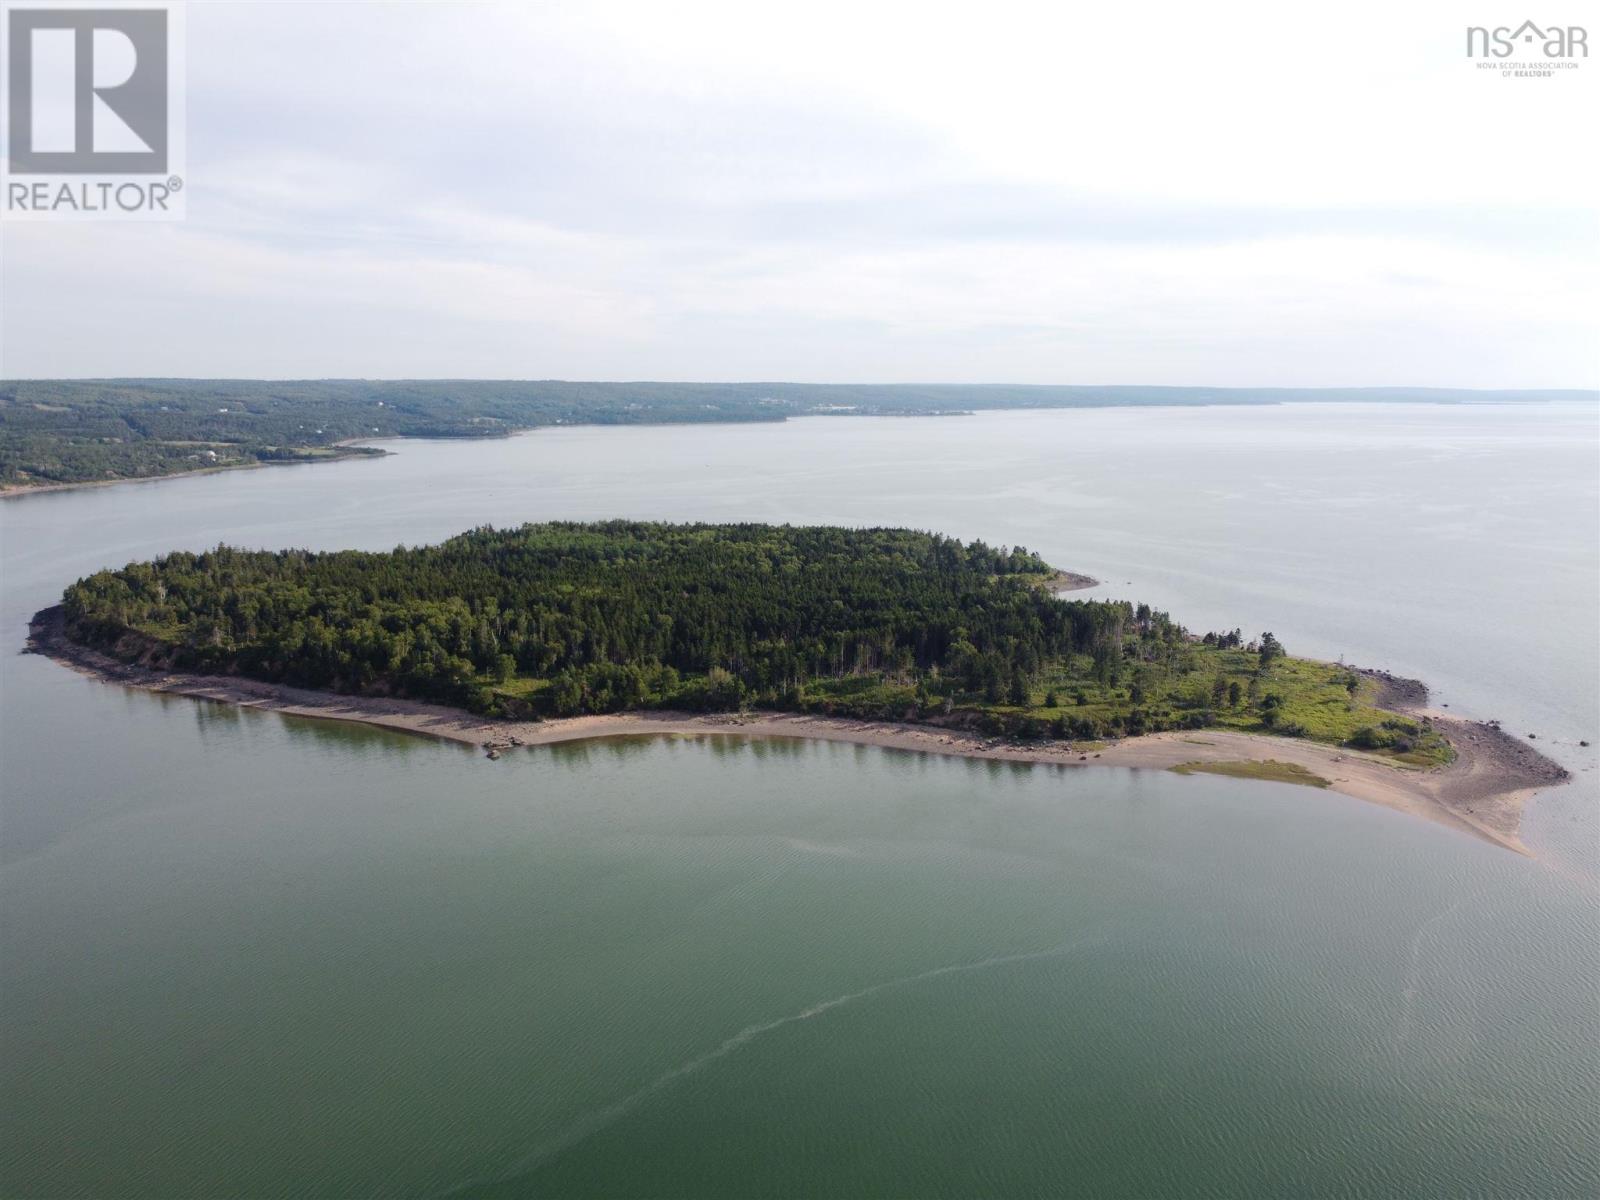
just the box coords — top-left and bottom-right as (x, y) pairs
(2, 404), (1596, 1196)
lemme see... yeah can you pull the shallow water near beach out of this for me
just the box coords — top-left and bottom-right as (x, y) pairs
(3, 403), (1597, 1196)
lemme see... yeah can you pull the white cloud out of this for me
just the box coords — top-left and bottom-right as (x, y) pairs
(1, 0), (1594, 384)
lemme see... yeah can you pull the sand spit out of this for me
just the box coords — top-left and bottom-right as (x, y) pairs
(26, 606), (1569, 856)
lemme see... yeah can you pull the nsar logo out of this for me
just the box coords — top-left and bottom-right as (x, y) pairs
(1467, 20), (1587, 58)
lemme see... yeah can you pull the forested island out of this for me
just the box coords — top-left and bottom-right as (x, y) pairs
(4, 380), (1592, 490)
(53, 522), (1452, 765)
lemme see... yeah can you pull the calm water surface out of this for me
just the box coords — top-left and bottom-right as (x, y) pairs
(2, 404), (1597, 1196)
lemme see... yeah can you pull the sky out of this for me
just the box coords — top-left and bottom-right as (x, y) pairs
(1, 0), (1596, 385)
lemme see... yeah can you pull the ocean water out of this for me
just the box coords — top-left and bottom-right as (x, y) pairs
(2, 402), (1596, 1196)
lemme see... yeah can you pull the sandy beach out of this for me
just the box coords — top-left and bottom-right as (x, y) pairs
(26, 605), (1570, 856)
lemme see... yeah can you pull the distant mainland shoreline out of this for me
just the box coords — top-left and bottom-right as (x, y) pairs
(4, 381), (1595, 495)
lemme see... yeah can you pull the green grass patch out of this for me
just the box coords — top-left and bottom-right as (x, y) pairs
(1168, 759), (1332, 789)
(1024, 648), (1452, 767)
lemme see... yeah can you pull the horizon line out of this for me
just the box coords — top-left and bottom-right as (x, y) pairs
(4, 378), (1597, 393)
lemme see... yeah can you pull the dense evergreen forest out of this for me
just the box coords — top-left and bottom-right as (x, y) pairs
(59, 522), (1449, 762)
(5, 379), (1587, 488)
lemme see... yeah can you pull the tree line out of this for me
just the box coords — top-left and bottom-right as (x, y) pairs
(62, 521), (1171, 717)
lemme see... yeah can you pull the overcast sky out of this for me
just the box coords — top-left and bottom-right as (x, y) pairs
(1, 0), (1596, 385)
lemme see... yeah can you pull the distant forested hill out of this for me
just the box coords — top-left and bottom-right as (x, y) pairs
(3, 379), (1591, 489)
(59, 520), (1450, 762)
